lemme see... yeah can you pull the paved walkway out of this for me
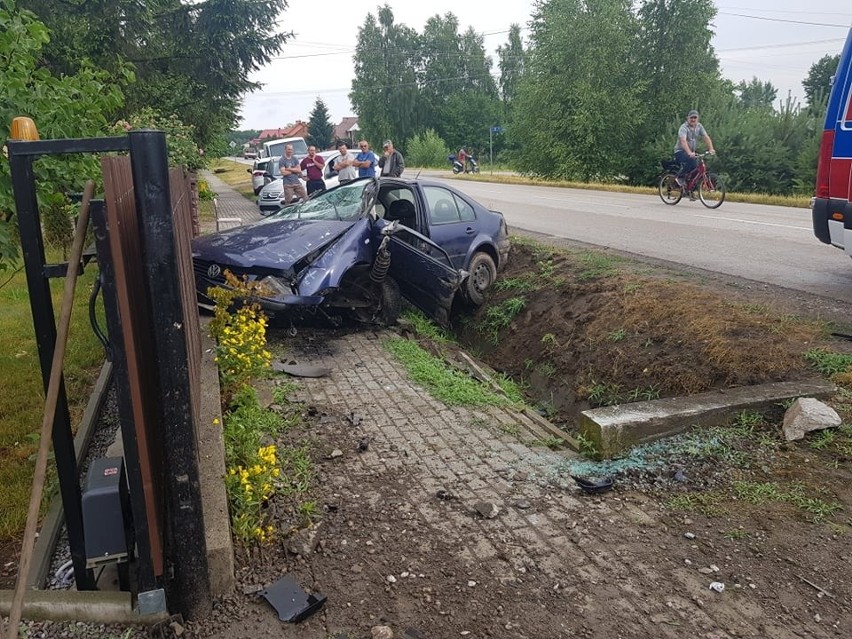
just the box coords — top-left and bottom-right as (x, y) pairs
(202, 169), (266, 231)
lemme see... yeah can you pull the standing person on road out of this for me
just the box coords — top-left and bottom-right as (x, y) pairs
(279, 144), (307, 204)
(335, 142), (358, 184)
(354, 140), (378, 178)
(300, 145), (326, 196)
(378, 139), (405, 177)
(674, 110), (715, 186)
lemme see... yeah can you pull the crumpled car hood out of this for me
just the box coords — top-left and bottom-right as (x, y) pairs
(192, 218), (357, 272)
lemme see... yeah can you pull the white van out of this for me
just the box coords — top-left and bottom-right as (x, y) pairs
(260, 136), (309, 160)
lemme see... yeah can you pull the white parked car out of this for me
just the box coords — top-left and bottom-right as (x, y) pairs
(257, 151), (341, 215)
(247, 156), (277, 195)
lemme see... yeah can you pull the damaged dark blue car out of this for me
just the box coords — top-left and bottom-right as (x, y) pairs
(192, 177), (510, 326)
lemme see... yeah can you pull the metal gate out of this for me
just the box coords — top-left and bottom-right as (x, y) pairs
(8, 130), (210, 617)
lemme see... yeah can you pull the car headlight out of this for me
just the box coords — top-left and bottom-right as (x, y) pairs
(257, 276), (293, 296)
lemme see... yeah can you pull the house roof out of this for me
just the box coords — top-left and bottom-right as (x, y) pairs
(252, 121), (309, 145)
(332, 117), (360, 141)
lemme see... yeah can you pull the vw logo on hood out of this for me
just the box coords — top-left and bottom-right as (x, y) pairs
(207, 264), (221, 279)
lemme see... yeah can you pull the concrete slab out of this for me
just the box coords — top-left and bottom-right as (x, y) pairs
(0, 589), (168, 624)
(196, 317), (235, 597)
(578, 379), (836, 458)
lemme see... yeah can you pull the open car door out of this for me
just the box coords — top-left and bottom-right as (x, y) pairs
(383, 223), (462, 326)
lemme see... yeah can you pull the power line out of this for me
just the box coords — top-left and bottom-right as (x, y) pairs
(716, 11), (851, 28)
(716, 5), (852, 18)
(717, 38), (846, 53)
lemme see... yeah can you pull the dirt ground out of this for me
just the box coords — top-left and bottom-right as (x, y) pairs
(455, 236), (836, 425)
(4, 236), (852, 638)
(183, 234), (851, 638)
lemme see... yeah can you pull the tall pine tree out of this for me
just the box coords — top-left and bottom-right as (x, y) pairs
(307, 98), (334, 150)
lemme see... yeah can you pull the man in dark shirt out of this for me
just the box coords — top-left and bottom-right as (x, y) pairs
(300, 146), (326, 195)
(378, 139), (404, 177)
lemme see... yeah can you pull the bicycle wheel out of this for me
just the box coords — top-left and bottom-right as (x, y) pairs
(698, 172), (726, 209)
(658, 172), (683, 205)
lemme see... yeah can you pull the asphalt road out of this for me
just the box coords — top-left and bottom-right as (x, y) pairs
(419, 172), (852, 305)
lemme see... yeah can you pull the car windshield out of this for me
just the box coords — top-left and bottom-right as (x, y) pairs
(272, 181), (370, 222)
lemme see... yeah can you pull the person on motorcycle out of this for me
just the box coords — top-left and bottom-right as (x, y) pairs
(458, 147), (467, 170)
(674, 110), (715, 187)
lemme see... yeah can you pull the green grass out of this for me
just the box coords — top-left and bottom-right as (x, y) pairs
(667, 491), (724, 516)
(576, 251), (620, 281)
(732, 480), (843, 523)
(401, 308), (451, 343)
(384, 337), (519, 407)
(723, 529), (749, 540)
(585, 380), (623, 407)
(0, 262), (105, 541)
(494, 276), (539, 293)
(209, 159), (256, 200)
(478, 296), (526, 341)
(804, 348), (852, 376)
(608, 328), (627, 342)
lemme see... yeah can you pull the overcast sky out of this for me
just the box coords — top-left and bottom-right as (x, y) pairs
(237, 0), (852, 131)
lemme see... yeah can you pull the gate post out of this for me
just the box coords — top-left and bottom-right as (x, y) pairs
(128, 130), (212, 617)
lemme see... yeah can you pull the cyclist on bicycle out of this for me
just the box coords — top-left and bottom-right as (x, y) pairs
(674, 110), (716, 187)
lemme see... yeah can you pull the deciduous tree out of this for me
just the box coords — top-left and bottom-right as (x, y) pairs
(803, 54), (840, 109)
(20, 0), (292, 149)
(512, 0), (642, 180)
(1, 0), (125, 270)
(735, 77), (778, 110)
(350, 5), (422, 151)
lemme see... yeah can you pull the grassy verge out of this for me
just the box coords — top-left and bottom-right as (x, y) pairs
(389, 310), (528, 407)
(209, 159), (256, 201)
(0, 262), (105, 540)
(447, 171), (811, 209)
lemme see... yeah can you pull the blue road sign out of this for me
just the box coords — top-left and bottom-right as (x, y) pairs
(490, 126), (504, 133)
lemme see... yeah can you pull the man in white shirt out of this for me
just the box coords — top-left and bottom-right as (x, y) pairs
(335, 142), (358, 184)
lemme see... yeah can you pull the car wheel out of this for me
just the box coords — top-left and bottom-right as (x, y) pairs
(464, 252), (497, 306)
(343, 273), (401, 326)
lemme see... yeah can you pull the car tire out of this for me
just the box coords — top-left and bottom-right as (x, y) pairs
(464, 252), (497, 306)
(343, 272), (401, 326)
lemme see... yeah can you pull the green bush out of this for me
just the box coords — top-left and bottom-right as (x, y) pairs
(406, 129), (451, 168)
(110, 107), (206, 171)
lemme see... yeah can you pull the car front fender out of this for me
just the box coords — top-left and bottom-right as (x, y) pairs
(296, 218), (376, 295)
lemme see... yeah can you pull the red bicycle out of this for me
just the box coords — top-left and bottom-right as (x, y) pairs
(658, 152), (726, 209)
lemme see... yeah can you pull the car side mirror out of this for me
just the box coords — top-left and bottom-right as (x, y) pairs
(246, 168), (251, 173)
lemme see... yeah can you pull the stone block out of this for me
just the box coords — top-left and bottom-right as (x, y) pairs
(578, 380), (835, 458)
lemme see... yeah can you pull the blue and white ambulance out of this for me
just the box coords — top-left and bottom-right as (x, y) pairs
(812, 28), (852, 255)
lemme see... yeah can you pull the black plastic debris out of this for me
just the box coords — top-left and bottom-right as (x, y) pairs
(357, 436), (370, 452)
(261, 574), (327, 623)
(571, 475), (614, 495)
